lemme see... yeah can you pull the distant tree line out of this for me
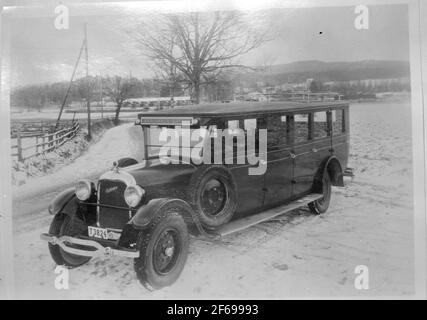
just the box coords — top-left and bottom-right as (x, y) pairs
(323, 79), (410, 99)
(232, 76), (410, 99)
(11, 73), (234, 114)
(11, 72), (410, 124)
(12, 75), (188, 124)
(11, 76), (163, 109)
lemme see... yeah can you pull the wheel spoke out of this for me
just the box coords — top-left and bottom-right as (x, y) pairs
(153, 229), (180, 274)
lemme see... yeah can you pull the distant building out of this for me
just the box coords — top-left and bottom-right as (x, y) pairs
(280, 83), (294, 92)
(245, 92), (268, 102)
(292, 83), (307, 92)
(262, 87), (277, 95)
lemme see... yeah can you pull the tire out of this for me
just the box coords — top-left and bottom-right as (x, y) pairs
(48, 214), (67, 266)
(187, 166), (237, 230)
(134, 210), (189, 291)
(117, 157), (138, 168)
(308, 172), (332, 214)
(48, 215), (91, 268)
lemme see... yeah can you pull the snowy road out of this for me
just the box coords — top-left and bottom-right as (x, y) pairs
(12, 100), (415, 298)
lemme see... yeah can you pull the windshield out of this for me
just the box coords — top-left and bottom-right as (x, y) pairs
(138, 118), (258, 165)
(143, 125), (211, 162)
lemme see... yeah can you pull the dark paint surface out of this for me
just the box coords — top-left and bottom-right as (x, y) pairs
(263, 148), (293, 206)
(293, 138), (331, 197)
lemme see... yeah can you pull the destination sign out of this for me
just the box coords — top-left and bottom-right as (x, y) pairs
(138, 117), (197, 126)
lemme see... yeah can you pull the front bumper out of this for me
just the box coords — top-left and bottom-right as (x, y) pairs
(40, 233), (140, 259)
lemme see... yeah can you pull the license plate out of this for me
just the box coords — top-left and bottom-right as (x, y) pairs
(88, 226), (121, 240)
(88, 226), (109, 239)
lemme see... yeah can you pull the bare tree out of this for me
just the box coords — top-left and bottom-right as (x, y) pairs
(76, 76), (97, 101)
(258, 51), (279, 73)
(137, 11), (270, 104)
(103, 76), (137, 125)
(148, 34), (187, 100)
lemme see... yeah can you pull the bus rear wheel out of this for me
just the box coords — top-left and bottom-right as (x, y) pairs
(309, 173), (331, 214)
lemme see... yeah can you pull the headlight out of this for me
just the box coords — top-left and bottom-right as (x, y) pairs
(124, 185), (145, 207)
(75, 179), (93, 201)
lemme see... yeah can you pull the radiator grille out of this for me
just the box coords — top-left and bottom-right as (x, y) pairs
(97, 180), (131, 229)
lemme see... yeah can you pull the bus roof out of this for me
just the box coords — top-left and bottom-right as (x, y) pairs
(138, 100), (348, 119)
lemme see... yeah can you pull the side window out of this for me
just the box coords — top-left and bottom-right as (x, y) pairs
(313, 111), (328, 139)
(256, 115), (288, 149)
(267, 114), (288, 148)
(209, 124), (219, 138)
(227, 120), (240, 135)
(243, 118), (259, 157)
(244, 118), (257, 131)
(294, 113), (309, 143)
(227, 120), (239, 128)
(332, 109), (344, 135)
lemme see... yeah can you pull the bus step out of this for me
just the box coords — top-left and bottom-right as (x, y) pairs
(215, 193), (323, 237)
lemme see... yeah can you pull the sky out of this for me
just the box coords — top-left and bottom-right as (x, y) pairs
(3, 2), (410, 88)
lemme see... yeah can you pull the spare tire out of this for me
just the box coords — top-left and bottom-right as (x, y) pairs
(187, 166), (237, 230)
(117, 157), (138, 168)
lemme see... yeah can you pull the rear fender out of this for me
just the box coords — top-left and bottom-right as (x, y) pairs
(314, 156), (344, 190)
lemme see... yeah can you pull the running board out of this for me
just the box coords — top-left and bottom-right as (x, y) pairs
(215, 193), (323, 237)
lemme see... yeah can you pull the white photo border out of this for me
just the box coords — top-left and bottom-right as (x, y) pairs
(0, 0), (425, 299)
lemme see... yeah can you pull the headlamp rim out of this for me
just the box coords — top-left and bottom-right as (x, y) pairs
(75, 179), (93, 201)
(124, 184), (145, 207)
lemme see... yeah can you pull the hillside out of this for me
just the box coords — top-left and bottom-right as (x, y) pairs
(239, 60), (410, 85)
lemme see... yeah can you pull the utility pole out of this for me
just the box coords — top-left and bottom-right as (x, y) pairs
(99, 73), (104, 119)
(84, 23), (92, 140)
(54, 39), (85, 131)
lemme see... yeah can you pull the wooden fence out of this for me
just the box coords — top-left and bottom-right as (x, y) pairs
(11, 121), (80, 161)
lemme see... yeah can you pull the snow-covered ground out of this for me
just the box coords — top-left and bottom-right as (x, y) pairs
(12, 100), (414, 299)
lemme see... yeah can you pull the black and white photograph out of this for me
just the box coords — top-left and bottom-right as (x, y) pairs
(0, 0), (426, 302)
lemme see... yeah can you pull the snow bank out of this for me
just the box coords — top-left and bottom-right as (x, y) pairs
(13, 122), (144, 199)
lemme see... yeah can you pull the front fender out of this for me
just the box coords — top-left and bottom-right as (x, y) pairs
(48, 187), (78, 216)
(129, 198), (194, 229)
(117, 200), (175, 248)
(130, 198), (176, 228)
(120, 198), (213, 246)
